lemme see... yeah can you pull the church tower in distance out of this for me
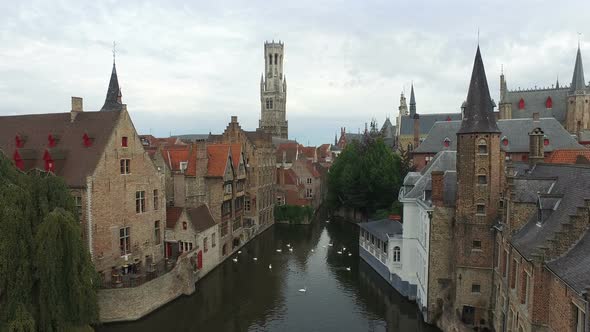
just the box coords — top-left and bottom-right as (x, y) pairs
(259, 41), (288, 139)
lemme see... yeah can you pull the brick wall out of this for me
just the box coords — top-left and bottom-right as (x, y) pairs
(89, 111), (166, 279)
(427, 206), (454, 324)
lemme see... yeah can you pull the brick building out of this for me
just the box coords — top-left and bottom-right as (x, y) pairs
(0, 62), (166, 283)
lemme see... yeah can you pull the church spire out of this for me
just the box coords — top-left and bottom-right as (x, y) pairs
(458, 46), (500, 134)
(409, 83), (416, 117)
(570, 45), (586, 94)
(100, 61), (124, 112)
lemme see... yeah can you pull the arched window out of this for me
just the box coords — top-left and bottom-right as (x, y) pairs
(269, 55), (272, 65)
(476, 201), (486, 215)
(545, 96), (553, 109)
(393, 246), (401, 262)
(518, 98), (525, 110)
(443, 137), (451, 148)
(182, 221), (188, 230)
(478, 139), (488, 154)
(274, 53), (278, 65)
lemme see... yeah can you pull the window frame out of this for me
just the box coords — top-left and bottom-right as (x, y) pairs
(135, 190), (146, 213)
(153, 189), (159, 210)
(119, 226), (131, 256)
(121, 136), (128, 147)
(120, 159), (131, 175)
(154, 220), (161, 245)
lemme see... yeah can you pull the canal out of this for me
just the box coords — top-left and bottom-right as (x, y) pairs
(97, 221), (440, 332)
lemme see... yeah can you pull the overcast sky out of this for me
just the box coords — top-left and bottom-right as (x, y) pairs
(1, 0), (589, 145)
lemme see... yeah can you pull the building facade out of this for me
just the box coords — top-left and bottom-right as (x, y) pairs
(259, 41), (288, 139)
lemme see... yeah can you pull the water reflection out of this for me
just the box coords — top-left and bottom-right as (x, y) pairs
(97, 220), (439, 332)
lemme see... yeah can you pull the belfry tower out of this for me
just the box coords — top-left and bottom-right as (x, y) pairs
(259, 41), (288, 139)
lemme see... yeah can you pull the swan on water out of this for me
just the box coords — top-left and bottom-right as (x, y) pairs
(337, 251), (342, 255)
(325, 220), (330, 223)
(298, 286), (307, 293)
(289, 248), (294, 252)
(232, 258), (238, 263)
(311, 249), (315, 252)
(238, 250), (242, 254)
(346, 267), (351, 271)
(348, 253), (352, 257)
(286, 243), (291, 247)
(268, 264), (272, 269)
(342, 247), (346, 251)
(322, 245), (326, 248)
(276, 249), (282, 253)
(328, 243), (333, 247)
(253, 257), (258, 261)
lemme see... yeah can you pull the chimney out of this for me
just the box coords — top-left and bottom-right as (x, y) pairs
(70, 97), (83, 122)
(431, 170), (444, 206)
(528, 127), (545, 167)
(195, 142), (209, 177)
(532, 112), (540, 122)
(231, 116), (238, 123)
(413, 115), (420, 149)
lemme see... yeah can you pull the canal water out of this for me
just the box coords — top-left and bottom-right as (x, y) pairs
(97, 220), (440, 332)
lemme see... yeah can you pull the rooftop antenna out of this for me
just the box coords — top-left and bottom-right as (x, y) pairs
(477, 28), (480, 45)
(113, 41), (117, 64)
(578, 32), (582, 48)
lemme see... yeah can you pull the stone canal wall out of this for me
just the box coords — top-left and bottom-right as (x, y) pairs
(98, 222), (275, 323)
(98, 254), (197, 323)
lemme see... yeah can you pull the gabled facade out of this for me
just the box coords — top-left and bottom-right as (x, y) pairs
(0, 64), (166, 284)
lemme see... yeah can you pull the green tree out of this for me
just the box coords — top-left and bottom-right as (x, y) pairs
(328, 135), (402, 218)
(0, 153), (98, 331)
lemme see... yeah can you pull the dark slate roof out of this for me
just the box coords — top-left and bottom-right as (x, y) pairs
(414, 118), (582, 154)
(511, 178), (556, 203)
(359, 219), (403, 242)
(579, 130), (590, 142)
(458, 46), (500, 134)
(100, 63), (124, 112)
(400, 151), (456, 205)
(511, 164), (590, 260)
(186, 204), (217, 232)
(546, 230), (590, 294)
(381, 118), (395, 139)
(570, 46), (586, 93)
(344, 133), (363, 143)
(504, 88), (569, 123)
(409, 84), (416, 116)
(399, 113), (461, 135)
(0, 111), (121, 187)
(173, 134), (211, 142)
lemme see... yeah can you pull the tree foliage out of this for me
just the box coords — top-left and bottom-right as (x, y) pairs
(0, 153), (98, 330)
(328, 133), (402, 217)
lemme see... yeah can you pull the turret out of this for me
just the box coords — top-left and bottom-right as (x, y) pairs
(409, 84), (416, 117)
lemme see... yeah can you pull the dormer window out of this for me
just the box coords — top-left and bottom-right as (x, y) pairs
(15, 135), (25, 148)
(179, 161), (188, 173)
(121, 136), (128, 147)
(502, 136), (509, 146)
(48, 134), (57, 147)
(545, 97), (553, 109)
(518, 98), (525, 110)
(83, 133), (93, 147)
(443, 137), (451, 148)
(13, 150), (24, 170)
(544, 136), (549, 146)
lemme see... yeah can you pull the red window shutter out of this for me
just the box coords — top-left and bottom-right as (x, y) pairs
(518, 98), (525, 110)
(503, 138), (509, 146)
(122, 136), (128, 147)
(545, 97), (553, 109)
(544, 138), (549, 146)
(15, 135), (24, 148)
(197, 250), (203, 269)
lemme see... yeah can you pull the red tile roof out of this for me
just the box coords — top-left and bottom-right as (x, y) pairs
(276, 142), (299, 163)
(206, 144), (231, 177)
(546, 149), (590, 165)
(300, 145), (316, 160)
(166, 206), (183, 229)
(161, 144), (198, 176)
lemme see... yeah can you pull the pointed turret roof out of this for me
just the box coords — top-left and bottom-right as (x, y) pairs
(457, 46), (500, 134)
(570, 45), (586, 94)
(409, 83), (416, 117)
(100, 62), (123, 112)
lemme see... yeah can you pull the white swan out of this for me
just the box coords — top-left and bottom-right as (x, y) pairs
(325, 220), (330, 223)
(346, 267), (351, 271)
(322, 245), (326, 248)
(348, 253), (352, 257)
(253, 257), (258, 261)
(342, 247), (346, 251)
(268, 264), (272, 269)
(289, 248), (293, 252)
(276, 249), (282, 253)
(328, 243), (333, 247)
(337, 251), (342, 255)
(232, 258), (238, 263)
(238, 250), (242, 254)
(311, 249), (315, 252)
(298, 286), (307, 293)
(286, 243), (291, 247)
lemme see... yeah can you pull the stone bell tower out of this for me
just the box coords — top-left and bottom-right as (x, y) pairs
(259, 40), (288, 139)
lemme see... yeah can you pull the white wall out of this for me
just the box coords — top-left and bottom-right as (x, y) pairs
(401, 201), (419, 286)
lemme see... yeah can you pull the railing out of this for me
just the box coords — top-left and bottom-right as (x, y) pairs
(101, 259), (174, 289)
